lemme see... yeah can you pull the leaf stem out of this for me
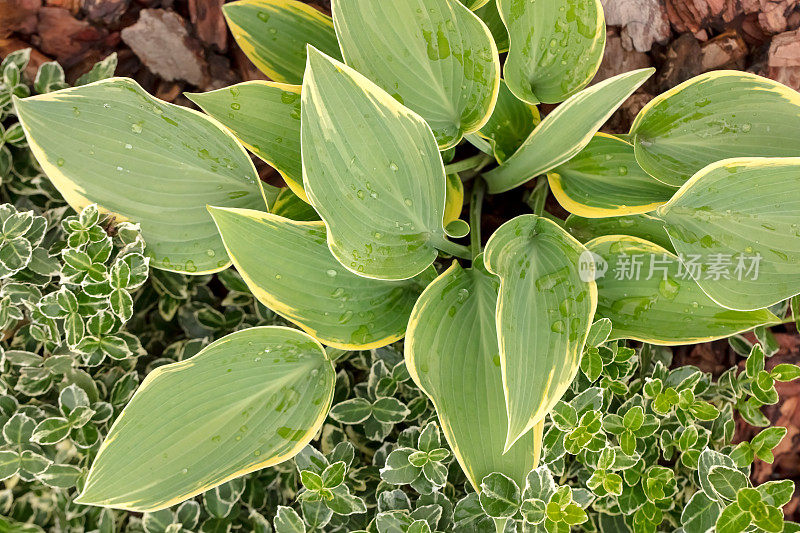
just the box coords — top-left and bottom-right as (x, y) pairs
(444, 153), (491, 174)
(525, 177), (549, 216)
(470, 176), (486, 260)
(493, 518), (508, 533)
(432, 235), (472, 260)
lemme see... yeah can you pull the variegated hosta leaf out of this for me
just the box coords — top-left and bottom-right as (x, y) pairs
(655, 157), (800, 311)
(630, 70), (800, 186)
(333, 0), (500, 149)
(565, 213), (675, 252)
(477, 79), (538, 163)
(187, 82), (307, 201)
(405, 258), (540, 489)
(75, 327), (334, 512)
(13, 78), (272, 275)
(223, 0), (341, 84)
(460, 0), (491, 8)
(474, 1), (509, 52)
(271, 188), (320, 222)
(209, 207), (433, 349)
(444, 173), (467, 235)
(301, 48), (450, 281)
(484, 215), (597, 450)
(548, 133), (676, 217)
(483, 68), (654, 193)
(586, 236), (779, 345)
(498, 0), (606, 104)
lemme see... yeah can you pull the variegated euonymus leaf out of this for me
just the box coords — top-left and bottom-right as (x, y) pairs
(187, 82), (307, 202)
(301, 48), (454, 281)
(476, 80), (538, 163)
(586, 236), (779, 344)
(405, 258), (540, 489)
(209, 207), (434, 349)
(630, 71), (800, 186)
(655, 157), (800, 311)
(332, 0), (500, 149)
(223, 0), (341, 84)
(484, 215), (597, 450)
(498, 0), (606, 105)
(565, 213), (675, 253)
(13, 78), (272, 275)
(548, 133), (676, 217)
(75, 327), (334, 512)
(483, 68), (654, 193)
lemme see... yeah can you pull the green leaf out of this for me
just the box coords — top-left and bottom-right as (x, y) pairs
(223, 0), (341, 84)
(548, 133), (676, 217)
(757, 479), (795, 507)
(333, 0), (500, 149)
(707, 466), (750, 501)
(698, 449), (738, 503)
(14, 78), (273, 274)
(586, 235), (778, 344)
(772, 363), (800, 382)
(498, 0), (605, 104)
(329, 398), (372, 424)
(484, 215), (596, 449)
(631, 70), (800, 186)
(405, 259), (540, 489)
(473, 1), (508, 52)
(187, 82), (307, 201)
(565, 213), (675, 253)
(681, 491), (721, 533)
(75, 327), (335, 512)
(301, 48), (450, 280)
(479, 472), (521, 518)
(483, 68), (654, 193)
(751, 427), (787, 464)
(716, 502), (751, 533)
(209, 207), (430, 349)
(655, 157), (800, 310)
(476, 80), (538, 163)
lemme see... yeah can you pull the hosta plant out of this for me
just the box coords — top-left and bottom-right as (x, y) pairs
(10, 0), (800, 530)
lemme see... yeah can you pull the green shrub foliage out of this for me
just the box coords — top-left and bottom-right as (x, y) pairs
(5, 0), (800, 531)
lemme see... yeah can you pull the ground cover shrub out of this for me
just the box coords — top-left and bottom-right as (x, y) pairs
(5, 0), (800, 531)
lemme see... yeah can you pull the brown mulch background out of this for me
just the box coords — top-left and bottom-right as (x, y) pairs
(1, 0), (799, 514)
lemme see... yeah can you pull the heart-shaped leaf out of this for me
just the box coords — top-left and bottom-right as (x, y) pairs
(565, 213), (675, 253)
(301, 48), (453, 280)
(13, 78), (272, 274)
(271, 188), (320, 222)
(223, 0), (341, 84)
(483, 68), (654, 193)
(477, 80), (538, 163)
(586, 236), (779, 344)
(484, 215), (597, 450)
(474, 1), (509, 52)
(548, 133), (676, 217)
(333, 0), (500, 149)
(75, 327), (334, 512)
(460, 0), (491, 8)
(187, 82), (306, 201)
(630, 71), (800, 186)
(209, 207), (433, 349)
(405, 258), (540, 489)
(655, 157), (800, 311)
(498, 0), (605, 104)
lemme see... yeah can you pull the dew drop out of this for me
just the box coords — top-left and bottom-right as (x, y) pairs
(326, 269), (337, 277)
(131, 122), (143, 134)
(56, 158), (65, 167)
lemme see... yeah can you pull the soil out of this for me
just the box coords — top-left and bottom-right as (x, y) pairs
(2, 0), (799, 514)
